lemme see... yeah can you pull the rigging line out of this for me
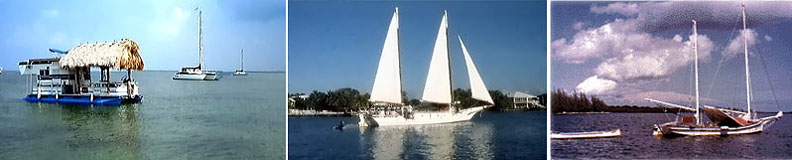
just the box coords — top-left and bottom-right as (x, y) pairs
(706, 15), (742, 98)
(755, 43), (782, 111)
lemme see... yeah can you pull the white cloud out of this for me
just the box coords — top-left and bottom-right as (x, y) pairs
(150, 7), (193, 41)
(722, 29), (758, 59)
(573, 22), (585, 30)
(590, 2), (640, 16)
(576, 75), (617, 94)
(764, 35), (773, 41)
(553, 19), (715, 81)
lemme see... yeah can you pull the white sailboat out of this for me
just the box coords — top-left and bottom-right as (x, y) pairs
(174, 8), (220, 81)
(648, 5), (782, 137)
(359, 9), (493, 127)
(233, 49), (247, 76)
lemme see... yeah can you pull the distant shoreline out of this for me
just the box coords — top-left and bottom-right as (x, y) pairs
(1, 70), (285, 73)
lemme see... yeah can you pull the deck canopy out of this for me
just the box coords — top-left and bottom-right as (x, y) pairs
(59, 38), (143, 70)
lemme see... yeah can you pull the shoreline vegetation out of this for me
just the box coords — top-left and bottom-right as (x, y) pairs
(288, 88), (546, 117)
(551, 89), (689, 114)
(551, 89), (785, 114)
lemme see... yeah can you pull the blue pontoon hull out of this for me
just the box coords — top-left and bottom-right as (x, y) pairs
(23, 95), (142, 105)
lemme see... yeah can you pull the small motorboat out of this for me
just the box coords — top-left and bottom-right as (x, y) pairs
(551, 129), (621, 139)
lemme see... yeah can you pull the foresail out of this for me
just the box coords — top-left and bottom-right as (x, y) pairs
(370, 8), (402, 104)
(458, 36), (493, 104)
(422, 11), (452, 104)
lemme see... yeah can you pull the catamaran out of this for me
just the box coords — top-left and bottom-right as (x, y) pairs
(173, 8), (220, 80)
(648, 5), (782, 137)
(233, 49), (247, 76)
(358, 8), (494, 127)
(18, 39), (144, 105)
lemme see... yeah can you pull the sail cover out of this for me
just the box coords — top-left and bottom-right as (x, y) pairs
(422, 11), (452, 104)
(458, 36), (494, 104)
(701, 106), (750, 127)
(370, 8), (403, 104)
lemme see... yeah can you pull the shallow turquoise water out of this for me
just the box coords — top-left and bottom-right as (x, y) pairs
(0, 71), (285, 159)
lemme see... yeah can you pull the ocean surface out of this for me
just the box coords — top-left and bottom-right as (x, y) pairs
(552, 112), (792, 159)
(289, 111), (546, 159)
(0, 71), (285, 159)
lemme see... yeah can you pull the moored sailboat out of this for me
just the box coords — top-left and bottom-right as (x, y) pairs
(174, 8), (220, 81)
(648, 5), (782, 137)
(358, 8), (493, 127)
(233, 49), (247, 76)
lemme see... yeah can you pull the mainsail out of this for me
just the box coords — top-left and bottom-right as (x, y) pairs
(458, 36), (494, 104)
(422, 11), (452, 104)
(370, 8), (403, 104)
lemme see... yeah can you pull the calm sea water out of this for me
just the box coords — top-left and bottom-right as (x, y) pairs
(0, 71), (285, 159)
(552, 112), (792, 159)
(289, 111), (546, 159)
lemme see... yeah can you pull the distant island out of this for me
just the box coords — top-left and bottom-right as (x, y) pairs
(289, 88), (546, 116)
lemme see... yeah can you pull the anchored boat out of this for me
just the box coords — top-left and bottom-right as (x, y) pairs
(18, 39), (144, 105)
(358, 8), (493, 127)
(551, 129), (621, 139)
(173, 8), (220, 81)
(648, 5), (782, 137)
(233, 49), (247, 76)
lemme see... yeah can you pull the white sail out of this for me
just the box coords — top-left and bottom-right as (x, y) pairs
(458, 36), (493, 104)
(422, 11), (452, 104)
(370, 8), (403, 104)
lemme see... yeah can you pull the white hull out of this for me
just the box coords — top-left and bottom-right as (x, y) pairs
(359, 106), (485, 127)
(551, 129), (621, 139)
(654, 112), (782, 137)
(233, 72), (247, 76)
(173, 72), (220, 80)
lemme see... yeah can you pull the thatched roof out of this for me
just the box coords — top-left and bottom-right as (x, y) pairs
(59, 38), (144, 70)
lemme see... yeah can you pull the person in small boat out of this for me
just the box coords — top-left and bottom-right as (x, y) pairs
(334, 120), (345, 130)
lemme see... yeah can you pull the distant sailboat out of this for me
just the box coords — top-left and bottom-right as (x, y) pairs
(174, 8), (220, 81)
(648, 4), (782, 137)
(233, 49), (247, 76)
(359, 8), (493, 127)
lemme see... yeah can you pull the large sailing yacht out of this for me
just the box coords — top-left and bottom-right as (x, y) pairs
(173, 8), (220, 81)
(358, 8), (494, 127)
(648, 5), (782, 137)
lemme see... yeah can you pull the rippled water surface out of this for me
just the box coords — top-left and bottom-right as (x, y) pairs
(289, 111), (546, 159)
(552, 113), (792, 159)
(0, 71), (285, 159)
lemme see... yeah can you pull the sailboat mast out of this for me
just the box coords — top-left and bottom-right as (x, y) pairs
(444, 10), (453, 107)
(240, 49), (244, 70)
(198, 10), (204, 70)
(397, 7), (403, 104)
(693, 20), (701, 126)
(742, 4), (752, 119)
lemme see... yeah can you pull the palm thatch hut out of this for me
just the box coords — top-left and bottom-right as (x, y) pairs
(59, 38), (144, 70)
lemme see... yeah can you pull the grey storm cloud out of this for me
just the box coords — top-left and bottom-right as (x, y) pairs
(591, 1), (792, 32)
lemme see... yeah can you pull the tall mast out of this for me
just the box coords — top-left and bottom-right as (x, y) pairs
(397, 7), (403, 103)
(445, 10), (453, 107)
(742, 4), (752, 119)
(693, 20), (701, 126)
(240, 49), (244, 70)
(198, 9), (204, 70)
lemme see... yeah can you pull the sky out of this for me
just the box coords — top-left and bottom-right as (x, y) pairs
(288, 1), (547, 99)
(0, 0), (285, 72)
(552, 1), (792, 112)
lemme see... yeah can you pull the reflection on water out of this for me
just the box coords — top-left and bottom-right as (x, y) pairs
(289, 111), (545, 159)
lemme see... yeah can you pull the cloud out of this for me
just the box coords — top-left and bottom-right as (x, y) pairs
(150, 7), (192, 41)
(590, 2), (639, 16)
(553, 19), (715, 81)
(764, 35), (773, 41)
(722, 29), (758, 59)
(590, 2), (792, 32)
(576, 75), (617, 94)
(573, 22), (585, 30)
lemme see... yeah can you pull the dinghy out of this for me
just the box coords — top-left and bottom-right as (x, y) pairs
(551, 129), (621, 139)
